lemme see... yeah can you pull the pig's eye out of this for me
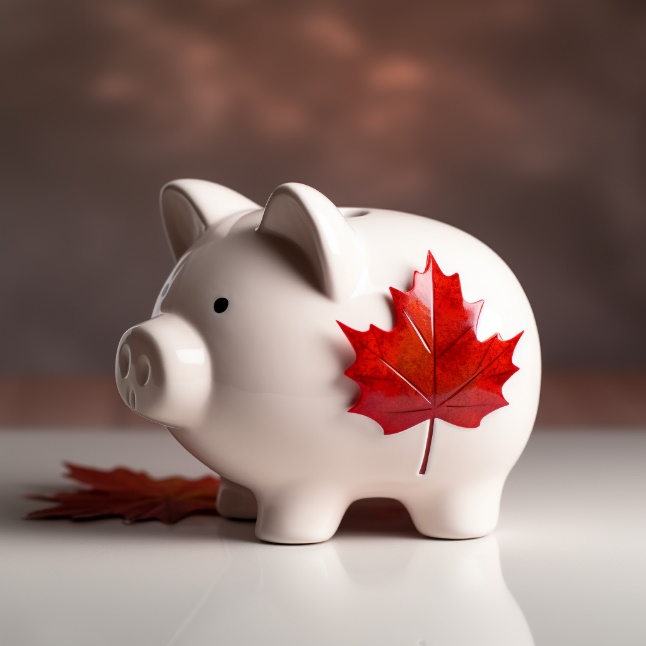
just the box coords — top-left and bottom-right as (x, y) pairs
(213, 297), (229, 314)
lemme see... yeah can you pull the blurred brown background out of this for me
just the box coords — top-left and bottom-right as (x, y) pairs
(1, 0), (644, 425)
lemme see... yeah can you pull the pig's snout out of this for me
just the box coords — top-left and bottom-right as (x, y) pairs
(116, 327), (159, 410)
(116, 314), (211, 428)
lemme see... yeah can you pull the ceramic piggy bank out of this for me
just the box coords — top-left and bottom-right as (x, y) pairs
(116, 180), (540, 544)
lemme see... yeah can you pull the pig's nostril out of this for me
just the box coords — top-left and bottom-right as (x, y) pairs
(128, 388), (136, 409)
(135, 355), (151, 386)
(119, 344), (131, 379)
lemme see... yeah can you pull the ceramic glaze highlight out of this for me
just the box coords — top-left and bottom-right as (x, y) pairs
(116, 180), (541, 544)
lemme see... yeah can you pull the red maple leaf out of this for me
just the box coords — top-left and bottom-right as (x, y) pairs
(339, 251), (522, 475)
(26, 463), (220, 524)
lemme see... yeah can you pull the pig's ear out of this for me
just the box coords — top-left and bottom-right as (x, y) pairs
(161, 179), (259, 260)
(257, 183), (365, 301)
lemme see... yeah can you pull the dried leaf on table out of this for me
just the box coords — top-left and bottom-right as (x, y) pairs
(26, 462), (219, 524)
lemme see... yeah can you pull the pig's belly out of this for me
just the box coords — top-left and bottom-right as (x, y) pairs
(168, 372), (537, 499)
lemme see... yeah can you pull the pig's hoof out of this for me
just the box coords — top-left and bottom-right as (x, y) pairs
(255, 492), (347, 544)
(404, 486), (502, 540)
(255, 521), (339, 545)
(216, 478), (258, 520)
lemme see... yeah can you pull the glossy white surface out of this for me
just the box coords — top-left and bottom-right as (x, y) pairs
(1, 428), (645, 645)
(116, 180), (541, 543)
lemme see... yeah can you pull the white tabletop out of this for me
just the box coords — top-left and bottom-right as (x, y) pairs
(1, 428), (645, 646)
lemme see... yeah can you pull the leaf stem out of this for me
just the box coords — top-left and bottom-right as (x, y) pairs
(419, 417), (435, 475)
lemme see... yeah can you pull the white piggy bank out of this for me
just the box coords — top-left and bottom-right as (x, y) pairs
(116, 180), (541, 544)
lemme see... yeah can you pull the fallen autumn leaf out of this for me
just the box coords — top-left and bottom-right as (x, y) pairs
(26, 462), (220, 524)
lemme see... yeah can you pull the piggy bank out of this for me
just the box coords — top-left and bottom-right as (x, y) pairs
(116, 180), (540, 544)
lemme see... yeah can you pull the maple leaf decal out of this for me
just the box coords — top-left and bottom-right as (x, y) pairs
(338, 251), (522, 475)
(26, 463), (219, 524)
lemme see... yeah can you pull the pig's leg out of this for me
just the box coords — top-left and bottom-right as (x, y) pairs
(216, 477), (258, 519)
(255, 486), (347, 544)
(403, 480), (504, 540)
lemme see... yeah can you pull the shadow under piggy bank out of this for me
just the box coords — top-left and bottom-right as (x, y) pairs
(167, 501), (534, 646)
